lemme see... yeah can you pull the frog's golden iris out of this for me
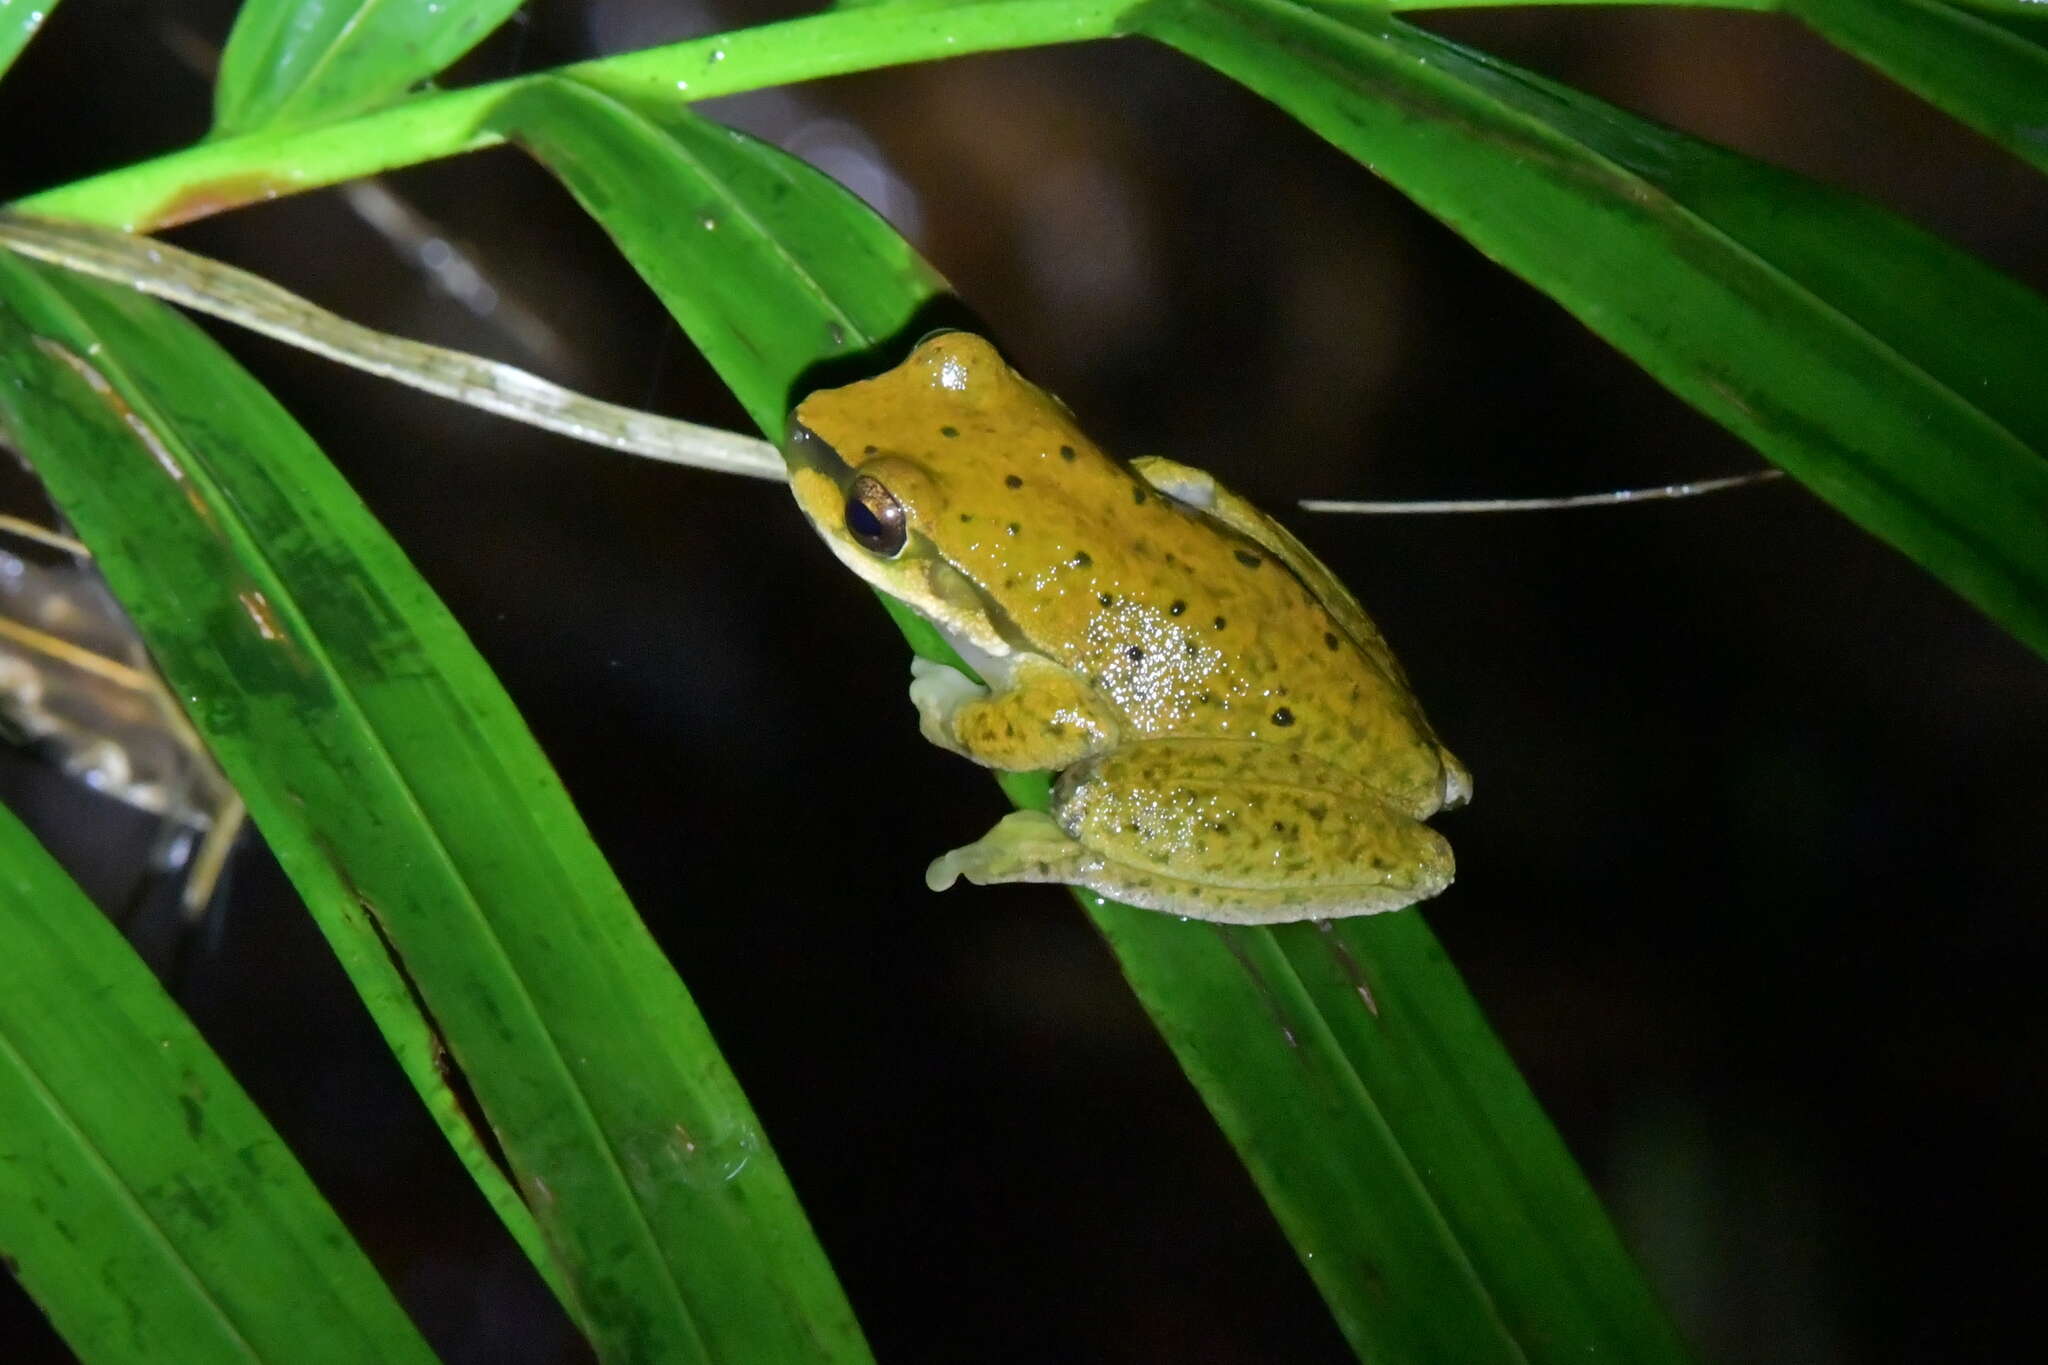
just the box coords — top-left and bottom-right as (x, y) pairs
(843, 474), (908, 557)
(785, 332), (1468, 924)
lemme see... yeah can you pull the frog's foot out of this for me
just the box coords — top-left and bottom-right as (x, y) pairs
(926, 810), (1103, 893)
(909, 654), (1119, 771)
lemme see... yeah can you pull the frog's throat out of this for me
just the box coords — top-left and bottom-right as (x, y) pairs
(927, 617), (1016, 693)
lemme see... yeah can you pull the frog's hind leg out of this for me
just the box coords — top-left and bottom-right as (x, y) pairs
(927, 739), (1455, 924)
(920, 809), (1334, 925)
(924, 806), (1444, 925)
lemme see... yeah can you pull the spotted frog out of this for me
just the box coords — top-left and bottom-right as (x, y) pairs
(785, 333), (1468, 923)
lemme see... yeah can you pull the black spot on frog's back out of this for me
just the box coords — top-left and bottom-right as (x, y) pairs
(1234, 549), (1263, 570)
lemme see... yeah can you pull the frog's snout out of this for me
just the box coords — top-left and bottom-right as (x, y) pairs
(782, 420), (845, 480)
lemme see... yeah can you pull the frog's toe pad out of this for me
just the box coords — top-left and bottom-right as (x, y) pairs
(927, 810), (1098, 893)
(909, 655), (987, 749)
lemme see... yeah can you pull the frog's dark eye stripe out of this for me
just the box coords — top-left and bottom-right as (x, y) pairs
(845, 474), (908, 557)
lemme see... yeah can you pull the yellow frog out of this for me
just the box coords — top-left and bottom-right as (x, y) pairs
(785, 333), (1469, 923)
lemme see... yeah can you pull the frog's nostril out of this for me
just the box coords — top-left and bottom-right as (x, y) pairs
(785, 421), (821, 456)
(785, 419), (841, 461)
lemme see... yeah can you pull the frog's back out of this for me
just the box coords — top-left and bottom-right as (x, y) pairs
(920, 381), (1448, 812)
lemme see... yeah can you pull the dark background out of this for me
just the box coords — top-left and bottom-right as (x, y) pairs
(3, 3), (2044, 1362)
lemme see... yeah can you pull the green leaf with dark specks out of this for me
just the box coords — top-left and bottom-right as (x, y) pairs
(0, 801), (439, 1365)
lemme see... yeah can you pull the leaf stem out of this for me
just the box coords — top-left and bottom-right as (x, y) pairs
(15, 0), (1136, 232)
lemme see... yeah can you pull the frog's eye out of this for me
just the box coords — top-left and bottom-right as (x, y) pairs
(845, 474), (908, 557)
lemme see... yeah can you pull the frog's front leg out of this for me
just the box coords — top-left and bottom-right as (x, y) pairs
(909, 653), (1122, 771)
(926, 738), (1454, 923)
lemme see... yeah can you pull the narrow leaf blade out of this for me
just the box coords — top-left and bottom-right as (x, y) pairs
(1786, 0), (2048, 177)
(1014, 770), (1691, 1364)
(215, 0), (526, 135)
(0, 802), (438, 1365)
(0, 0), (59, 86)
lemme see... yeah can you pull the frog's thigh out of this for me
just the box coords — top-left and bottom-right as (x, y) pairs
(1055, 739), (1455, 923)
(910, 653), (1119, 771)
